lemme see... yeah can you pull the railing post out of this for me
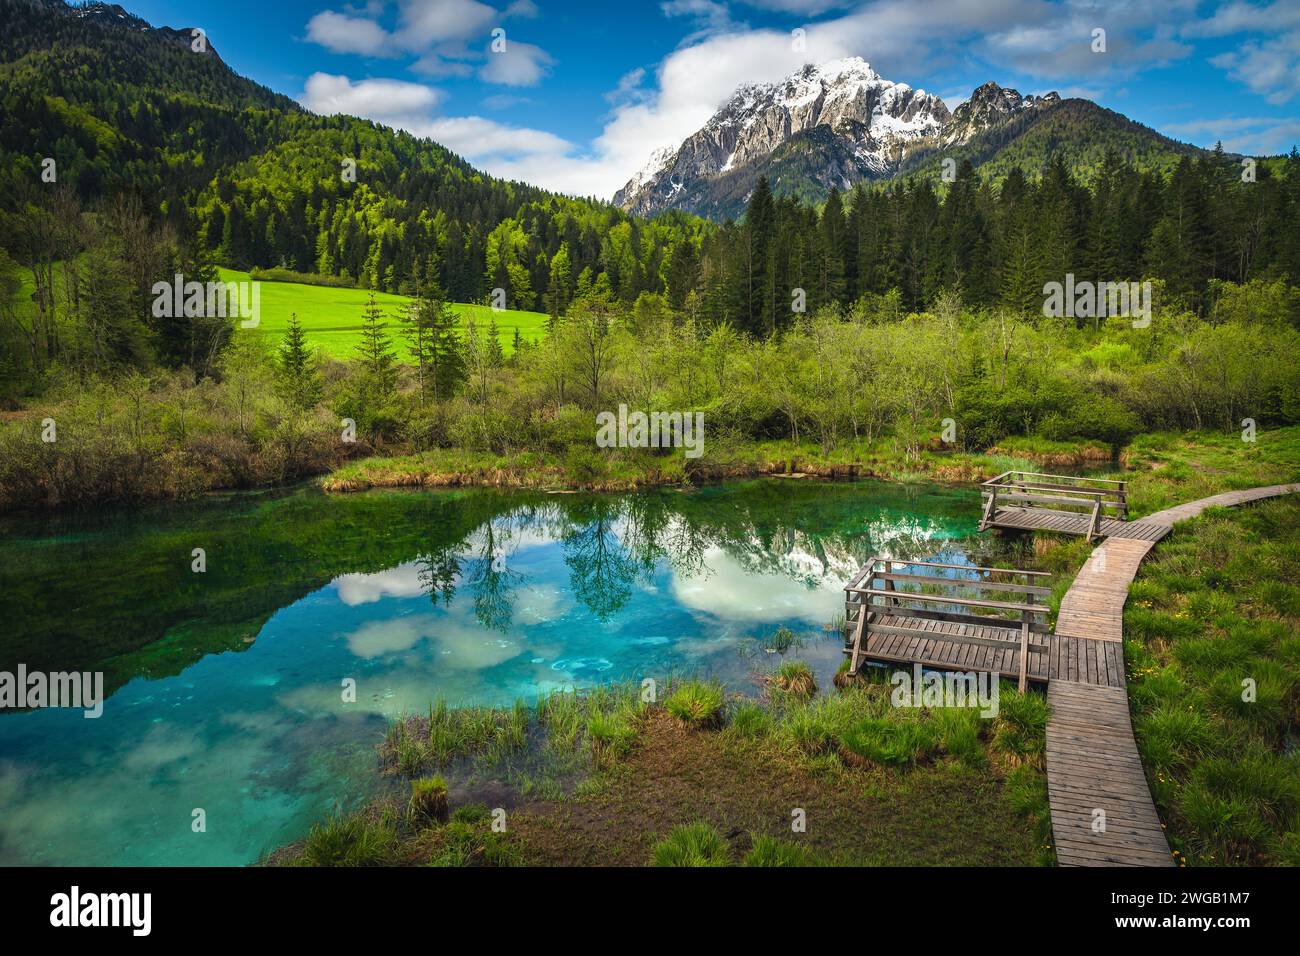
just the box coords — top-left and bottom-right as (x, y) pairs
(981, 485), (998, 530)
(1018, 593), (1032, 693)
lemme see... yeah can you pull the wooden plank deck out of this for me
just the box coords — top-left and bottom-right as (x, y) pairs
(852, 617), (1125, 688)
(854, 615), (1053, 683)
(983, 506), (1170, 541)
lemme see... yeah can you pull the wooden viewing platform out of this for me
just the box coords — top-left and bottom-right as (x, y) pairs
(980, 471), (1145, 542)
(843, 558), (1052, 692)
(841, 475), (1300, 866)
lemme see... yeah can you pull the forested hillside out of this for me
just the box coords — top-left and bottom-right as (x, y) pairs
(0, 0), (703, 308)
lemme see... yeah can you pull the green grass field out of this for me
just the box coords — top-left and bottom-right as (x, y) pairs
(218, 268), (549, 359)
(15, 265), (550, 362)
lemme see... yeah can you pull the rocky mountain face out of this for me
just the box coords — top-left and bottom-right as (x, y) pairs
(614, 58), (1060, 219)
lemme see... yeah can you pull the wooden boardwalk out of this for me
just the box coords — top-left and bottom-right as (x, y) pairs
(1141, 483), (1300, 525)
(1047, 682), (1172, 865)
(842, 479), (1298, 866)
(1044, 482), (1299, 867)
(1055, 538), (1157, 641)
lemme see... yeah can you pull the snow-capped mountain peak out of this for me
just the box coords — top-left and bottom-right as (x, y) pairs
(614, 61), (1057, 219)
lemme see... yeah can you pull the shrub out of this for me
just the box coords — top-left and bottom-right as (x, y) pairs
(665, 681), (726, 728)
(651, 822), (729, 867)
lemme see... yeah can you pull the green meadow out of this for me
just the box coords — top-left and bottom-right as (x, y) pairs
(13, 266), (549, 363)
(219, 268), (550, 359)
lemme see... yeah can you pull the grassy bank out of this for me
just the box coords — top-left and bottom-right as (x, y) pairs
(1125, 496), (1300, 865)
(270, 674), (1054, 867)
(319, 434), (1114, 494)
(320, 427), (1300, 499)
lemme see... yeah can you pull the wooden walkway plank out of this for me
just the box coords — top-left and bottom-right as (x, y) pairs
(1041, 481), (1299, 868)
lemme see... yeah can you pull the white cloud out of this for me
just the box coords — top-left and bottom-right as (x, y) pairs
(305, 11), (395, 57)
(300, 72), (446, 128)
(1185, 2), (1300, 104)
(1210, 33), (1300, 104)
(479, 39), (554, 86)
(299, 0), (1294, 200)
(394, 0), (498, 51)
(1183, 0), (1300, 37)
(505, 0), (540, 17)
(305, 1), (556, 87)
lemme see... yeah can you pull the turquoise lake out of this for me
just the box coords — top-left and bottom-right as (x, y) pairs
(0, 479), (1002, 865)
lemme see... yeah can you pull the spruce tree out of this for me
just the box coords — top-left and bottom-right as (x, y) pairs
(278, 312), (322, 409)
(357, 292), (397, 399)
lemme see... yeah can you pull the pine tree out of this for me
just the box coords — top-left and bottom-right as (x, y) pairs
(486, 314), (505, 368)
(357, 292), (397, 398)
(278, 313), (322, 409)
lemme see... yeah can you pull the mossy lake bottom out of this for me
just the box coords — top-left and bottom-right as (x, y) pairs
(0, 478), (1031, 865)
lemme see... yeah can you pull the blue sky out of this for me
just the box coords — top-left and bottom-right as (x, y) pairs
(123, 0), (1300, 198)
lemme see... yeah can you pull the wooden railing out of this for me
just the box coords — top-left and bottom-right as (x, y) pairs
(979, 471), (1127, 542)
(844, 557), (1051, 691)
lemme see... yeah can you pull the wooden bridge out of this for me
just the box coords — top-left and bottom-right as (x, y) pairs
(843, 477), (1300, 867)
